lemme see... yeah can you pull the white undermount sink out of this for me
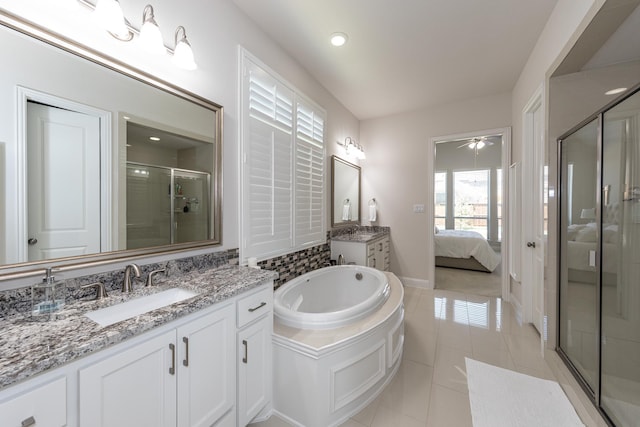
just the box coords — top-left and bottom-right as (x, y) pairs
(85, 288), (198, 327)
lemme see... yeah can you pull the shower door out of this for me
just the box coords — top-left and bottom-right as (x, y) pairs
(126, 164), (210, 249)
(558, 118), (600, 395)
(559, 87), (640, 426)
(600, 90), (640, 426)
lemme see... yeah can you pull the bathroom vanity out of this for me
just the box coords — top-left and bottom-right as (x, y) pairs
(331, 231), (390, 271)
(0, 266), (276, 427)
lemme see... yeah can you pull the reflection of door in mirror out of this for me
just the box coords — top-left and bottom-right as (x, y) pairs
(125, 121), (212, 249)
(27, 101), (102, 261)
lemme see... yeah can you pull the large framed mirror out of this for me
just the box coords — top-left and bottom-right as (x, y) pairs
(0, 11), (222, 274)
(331, 155), (361, 227)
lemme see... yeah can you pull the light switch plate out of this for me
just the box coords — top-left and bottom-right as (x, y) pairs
(413, 204), (425, 213)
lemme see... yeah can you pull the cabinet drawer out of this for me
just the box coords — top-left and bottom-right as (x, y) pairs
(0, 377), (66, 427)
(237, 286), (273, 328)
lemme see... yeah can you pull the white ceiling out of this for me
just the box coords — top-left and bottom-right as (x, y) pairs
(231, 0), (559, 120)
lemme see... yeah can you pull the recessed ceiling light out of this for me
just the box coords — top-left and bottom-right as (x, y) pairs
(605, 87), (627, 95)
(123, 116), (131, 120)
(330, 32), (348, 47)
(149, 136), (161, 141)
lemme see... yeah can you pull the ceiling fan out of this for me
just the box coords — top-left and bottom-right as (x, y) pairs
(457, 137), (495, 150)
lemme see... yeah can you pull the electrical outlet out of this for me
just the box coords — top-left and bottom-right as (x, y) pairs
(413, 204), (425, 213)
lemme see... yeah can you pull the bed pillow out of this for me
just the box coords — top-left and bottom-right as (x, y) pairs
(603, 224), (619, 244)
(575, 226), (597, 243)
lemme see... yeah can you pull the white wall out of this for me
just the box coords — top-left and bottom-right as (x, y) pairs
(509, 0), (606, 346)
(359, 91), (511, 283)
(0, 0), (359, 288)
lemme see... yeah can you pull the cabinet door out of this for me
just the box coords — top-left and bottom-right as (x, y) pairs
(177, 304), (235, 427)
(237, 316), (272, 426)
(79, 330), (177, 427)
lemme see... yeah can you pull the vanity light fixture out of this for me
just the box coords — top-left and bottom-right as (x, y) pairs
(338, 137), (366, 159)
(139, 5), (165, 54)
(330, 32), (348, 47)
(79, 1), (198, 70)
(93, 0), (132, 40)
(149, 136), (161, 141)
(172, 26), (198, 70)
(605, 87), (627, 96)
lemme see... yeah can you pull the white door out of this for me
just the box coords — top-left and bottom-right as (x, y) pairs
(27, 102), (101, 261)
(522, 89), (545, 337)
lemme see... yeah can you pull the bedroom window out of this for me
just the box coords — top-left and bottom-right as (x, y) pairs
(453, 169), (489, 238)
(434, 172), (447, 229)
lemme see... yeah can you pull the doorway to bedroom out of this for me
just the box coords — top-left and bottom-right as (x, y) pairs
(433, 131), (505, 297)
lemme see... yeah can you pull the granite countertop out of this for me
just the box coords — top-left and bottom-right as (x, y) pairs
(331, 230), (389, 243)
(0, 265), (277, 390)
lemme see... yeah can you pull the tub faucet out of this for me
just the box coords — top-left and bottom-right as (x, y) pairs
(122, 263), (141, 293)
(337, 254), (345, 265)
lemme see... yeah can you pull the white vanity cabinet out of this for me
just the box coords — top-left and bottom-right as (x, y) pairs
(0, 376), (67, 427)
(236, 286), (273, 427)
(79, 303), (236, 427)
(331, 235), (390, 271)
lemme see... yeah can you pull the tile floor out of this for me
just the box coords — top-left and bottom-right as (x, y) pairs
(252, 286), (608, 427)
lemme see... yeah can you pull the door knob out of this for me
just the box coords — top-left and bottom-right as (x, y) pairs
(28, 238), (38, 245)
(526, 241), (536, 248)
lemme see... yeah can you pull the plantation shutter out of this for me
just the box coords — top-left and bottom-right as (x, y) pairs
(243, 61), (294, 258)
(241, 51), (326, 262)
(295, 100), (325, 246)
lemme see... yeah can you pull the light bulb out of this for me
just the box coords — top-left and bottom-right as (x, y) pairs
(94, 0), (130, 40)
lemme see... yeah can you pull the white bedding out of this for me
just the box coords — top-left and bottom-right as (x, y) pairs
(566, 223), (618, 274)
(435, 229), (501, 272)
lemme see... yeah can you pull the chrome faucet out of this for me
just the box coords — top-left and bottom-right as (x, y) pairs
(122, 263), (141, 293)
(337, 254), (345, 265)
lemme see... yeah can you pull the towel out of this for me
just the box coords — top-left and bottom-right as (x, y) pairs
(342, 203), (351, 221)
(368, 205), (377, 222)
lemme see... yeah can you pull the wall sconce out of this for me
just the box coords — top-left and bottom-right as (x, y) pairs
(337, 137), (366, 160)
(172, 26), (197, 70)
(80, 1), (198, 70)
(139, 5), (164, 54)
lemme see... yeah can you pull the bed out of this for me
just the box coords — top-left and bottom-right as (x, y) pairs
(434, 229), (501, 273)
(566, 222), (618, 285)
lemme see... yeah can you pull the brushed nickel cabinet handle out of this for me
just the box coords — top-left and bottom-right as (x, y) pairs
(248, 302), (267, 312)
(242, 339), (248, 364)
(22, 416), (36, 427)
(182, 337), (189, 367)
(169, 343), (176, 375)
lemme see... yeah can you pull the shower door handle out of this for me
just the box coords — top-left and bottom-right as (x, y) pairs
(527, 241), (536, 248)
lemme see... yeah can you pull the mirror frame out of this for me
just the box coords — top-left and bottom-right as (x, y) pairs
(0, 10), (223, 279)
(331, 155), (361, 227)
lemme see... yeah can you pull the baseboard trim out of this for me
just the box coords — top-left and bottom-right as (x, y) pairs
(399, 276), (431, 289)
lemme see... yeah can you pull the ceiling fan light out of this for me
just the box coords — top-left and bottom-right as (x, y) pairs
(476, 141), (485, 149)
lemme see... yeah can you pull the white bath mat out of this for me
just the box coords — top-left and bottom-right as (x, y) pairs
(465, 358), (584, 427)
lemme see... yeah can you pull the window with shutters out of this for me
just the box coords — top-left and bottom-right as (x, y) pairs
(240, 51), (326, 262)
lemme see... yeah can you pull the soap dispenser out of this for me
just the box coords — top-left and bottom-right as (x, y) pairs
(31, 268), (65, 316)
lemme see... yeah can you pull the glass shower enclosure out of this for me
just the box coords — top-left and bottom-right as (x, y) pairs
(126, 163), (210, 250)
(558, 87), (640, 426)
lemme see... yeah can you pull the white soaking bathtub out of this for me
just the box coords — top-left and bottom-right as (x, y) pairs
(272, 267), (404, 427)
(273, 265), (390, 329)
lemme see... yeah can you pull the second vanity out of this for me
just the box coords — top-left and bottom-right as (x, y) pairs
(331, 228), (390, 271)
(0, 265), (277, 427)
